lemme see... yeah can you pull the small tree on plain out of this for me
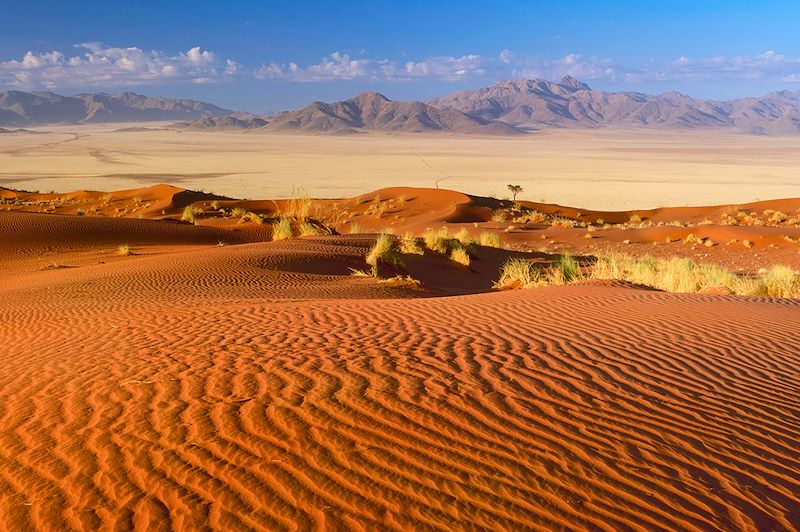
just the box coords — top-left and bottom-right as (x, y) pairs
(507, 184), (523, 201)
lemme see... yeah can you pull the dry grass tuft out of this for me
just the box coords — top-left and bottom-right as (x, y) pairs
(240, 212), (263, 224)
(590, 253), (799, 297)
(366, 233), (398, 277)
(754, 265), (799, 298)
(285, 186), (311, 220)
(399, 233), (424, 255)
(379, 274), (423, 290)
(494, 258), (543, 289)
(181, 205), (197, 224)
(549, 254), (582, 285)
(478, 232), (501, 248)
(272, 217), (293, 241)
(423, 227), (450, 253)
(450, 245), (471, 267)
(348, 223), (365, 234)
(298, 221), (323, 236)
(117, 244), (132, 256)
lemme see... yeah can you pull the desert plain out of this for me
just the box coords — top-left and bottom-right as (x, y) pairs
(4, 124), (800, 209)
(1, 127), (800, 531)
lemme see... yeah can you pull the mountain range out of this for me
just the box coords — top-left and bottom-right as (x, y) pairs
(428, 76), (800, 135)
(0, 91), (232, 126)
(4, 78), (800, 135)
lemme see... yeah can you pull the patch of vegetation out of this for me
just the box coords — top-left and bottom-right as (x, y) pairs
(366, 233), (399, 277)
(423, 227), (451, 253)
(478, 232), (501, 248)
(494, 258), (543, 289)
(754, 265), (799, 298)
(450, 245), (471, 267)
(181, 205), (197, 224)
(378, 274), (423, 290)
(399, 233), (424, 255)
(285, 186), (311, 220)
(348, 223), (365, 234)
(299, 221), (324, 236)
(272, 217), (293, 241)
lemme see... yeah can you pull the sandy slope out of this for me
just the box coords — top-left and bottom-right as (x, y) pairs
(1, 208), (799, 530)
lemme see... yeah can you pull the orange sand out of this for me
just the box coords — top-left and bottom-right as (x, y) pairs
(1, 186), (799, 530)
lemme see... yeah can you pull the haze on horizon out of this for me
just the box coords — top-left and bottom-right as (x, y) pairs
(2, 0), (800, 113)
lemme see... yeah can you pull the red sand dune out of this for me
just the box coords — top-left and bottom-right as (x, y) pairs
(1, 187), (799, 530)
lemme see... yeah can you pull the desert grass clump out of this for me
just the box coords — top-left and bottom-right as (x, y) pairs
(399, 232), (424, 255)
(76, 208), (85, 216)
(697, 263), (748, 294)
(181, 205), (197, 224)
(591, 254), (761, 295)
(684, 233), (703, 245)
(551, 217), (578, 228)
(366, 233), (398, 277)
(478, 232), (501, 248)
(754, 265), (799, 298)
(513, 209), (549, 224)
(117, 244), (132, 256)
(272, 217), (293, 241)
(494, 258), (543, 289)
(450, 245), (471, 267)
(231, 207), (248, 219)
(366, 197), (389, 219)
(241, 212), (263, 224)
(348, 223), (365, 234)
(550, 253), (582, 284)
(379, 274), (423, 290)
(491, 211), (508, 222)
(284, 186), (311, 220)
(423, 227), (450, 254)
(298, 221), (323, 236)
(660, 257), (703, 293)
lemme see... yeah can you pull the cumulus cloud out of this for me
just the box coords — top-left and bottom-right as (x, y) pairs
(252, 49), (800, 86)
(0, 43), (237, 89)
(253, 50), (619, 84)
(3, 44), (800, 91)
(508, 53), (618, 82)
(254, 51), (488, 82)
(626, 51), (800, 83)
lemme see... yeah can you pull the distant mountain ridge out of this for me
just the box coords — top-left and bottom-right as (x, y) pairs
(428, 76), (800, 135)
(0, 90), (232, 126)
(180, 91), (520, 135)
(5, 79), (800, 135)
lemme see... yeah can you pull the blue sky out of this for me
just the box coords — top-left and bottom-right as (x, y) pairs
(2, 1), (800, 112)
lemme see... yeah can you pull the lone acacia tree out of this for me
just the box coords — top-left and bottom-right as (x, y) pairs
(507, 184), (523, 201)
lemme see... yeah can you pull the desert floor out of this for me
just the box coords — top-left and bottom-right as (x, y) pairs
(1, 184), (799, 530)
(3, 125), (800, 209)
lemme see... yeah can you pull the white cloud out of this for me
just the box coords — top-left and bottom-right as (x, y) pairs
(3, 44), (800, 92)
(0, 43), (237, 89)
(253, 49), (800, 87)
(509, 53), (617, 82)
(252, 50), (620, 84)
(625, 51), (800, 83)
(254, 51), (488, 82)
